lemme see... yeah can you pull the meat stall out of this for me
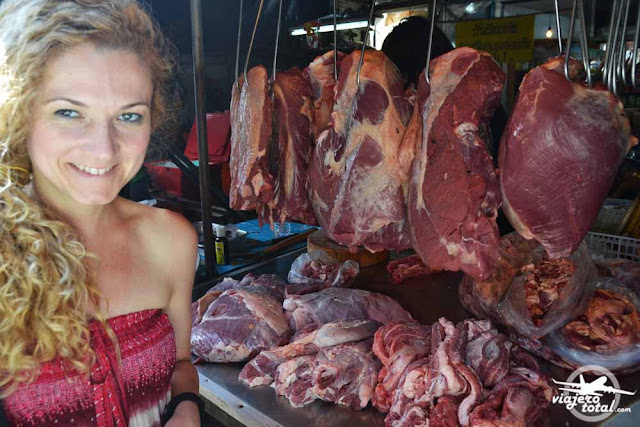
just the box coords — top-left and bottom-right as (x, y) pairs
(188, 0), (640, 426)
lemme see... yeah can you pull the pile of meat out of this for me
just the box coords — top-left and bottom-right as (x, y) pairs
(512, 282), (640, 374)
(373, 318), (555, 426)
(562, 288), (640, 352)
(239, 287), (413, 410)
(522, 258), (577, 327)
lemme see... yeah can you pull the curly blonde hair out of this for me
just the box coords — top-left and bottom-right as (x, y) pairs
(0, 0), (174, 397)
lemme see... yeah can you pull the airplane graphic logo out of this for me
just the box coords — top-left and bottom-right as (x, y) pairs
(553, 374), (637, 397)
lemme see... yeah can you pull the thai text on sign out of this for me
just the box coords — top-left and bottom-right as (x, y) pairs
(456, 15), (535, 63)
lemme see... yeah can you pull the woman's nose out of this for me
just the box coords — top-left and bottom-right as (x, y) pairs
(86, 120), (118, 161)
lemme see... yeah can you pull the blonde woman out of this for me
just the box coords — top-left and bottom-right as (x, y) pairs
(0, 1), (201, 425)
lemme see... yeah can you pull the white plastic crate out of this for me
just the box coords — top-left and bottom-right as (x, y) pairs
(586, 232), (640, 262)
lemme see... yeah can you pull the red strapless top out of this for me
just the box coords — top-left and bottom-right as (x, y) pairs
(3, 309), (176, 427)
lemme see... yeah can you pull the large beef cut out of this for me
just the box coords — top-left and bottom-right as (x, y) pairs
(239, 319), (379, 387)
(308, 49), (413, 252)
(229, 65), (274, 210)
(283, 287), (413, 335)
(407, 47), (505, 280)
(304, 50), (345, 136)
(190, 276), (290, 362)
(261, 68), (317, 225)
(499, 56), (637, 258)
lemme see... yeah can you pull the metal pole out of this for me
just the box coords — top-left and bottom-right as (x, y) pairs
(190, 0), (215, 277)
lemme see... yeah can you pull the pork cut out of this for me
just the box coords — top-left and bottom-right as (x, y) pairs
(304, 50), (345, 136)
(262, 68), (317, 225)
(283, 287), (413, 335)
(313, 338), (381, 410)
(308, 49), (413, 252)
(387, 255), (434, 285)
(408, 47), (505, 280)
(190, 280), (290, 362)
(372, 322), (431, 412)
(272, 355), (318, 407)
(229, 65), (274, 210)
(499, 56), (637, 258)
(238, 319), (379, 387)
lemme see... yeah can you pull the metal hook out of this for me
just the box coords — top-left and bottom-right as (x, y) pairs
(425, 0), (437, 84)
(563, 0), (578, 82)
(554, 0), (562, 55)
(633, 0), (640, 87)
(243, 0), (265, 88)
(356, 0), (376, 88)
(334, 0), (338, 82)
(603, 0), (618, 85)
(617, 0), (630, 86)
(564, 0), (591, 87)
(609, 0), (625, 95)
(234, 0), (243, 92)
(272, 0), (284, 84)
(577, 0), (592, 87)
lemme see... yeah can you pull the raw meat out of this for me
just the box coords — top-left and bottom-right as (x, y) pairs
(408, 47), (505, 280)
(387, 255), (434, 285)
(313, 338), (381, 410)
(373, 322), (431, 412)
(562, 288), (640, 352)
(595, 259), (640, 291)
(465, 329), (512, 388)
(458, 233), (541, 323)
(468, 368), (555, 427)
(308, 49), (413, 252)
(238, 319), (379, 387)
(190, 284), (290, 363)
(229, 65), (274, 210)
(283, 287), (413, 334)
(286, 250), (359, 296)
(273, 355), (318, 407)
(263, 68), (317, 225)
(522, 257), (576, 326)
(499, 56), (637, 258)
(191, 274), (288, 327)
(383, 318), (556, 427)
(304, 50), (345, 136)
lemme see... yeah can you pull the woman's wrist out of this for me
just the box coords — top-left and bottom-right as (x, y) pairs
(162, 392), (204, 425)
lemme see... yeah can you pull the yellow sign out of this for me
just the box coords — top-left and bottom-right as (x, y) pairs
(456, 15), (535, 63)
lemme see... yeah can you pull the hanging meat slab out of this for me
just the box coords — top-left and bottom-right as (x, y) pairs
(499, 56), (637, 258)
(229, 65), (274, 211)
(408, 47), (505, 280)
(263, 68), (317, 225)
(308, 49), (413, 252)
(304, 50), (345, 136)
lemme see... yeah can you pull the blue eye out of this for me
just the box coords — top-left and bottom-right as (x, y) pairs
(55, 109), (80, 118)
(119, 112), (142, 123)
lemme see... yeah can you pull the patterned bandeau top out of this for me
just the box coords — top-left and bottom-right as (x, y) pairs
(3, 309), (176, 427)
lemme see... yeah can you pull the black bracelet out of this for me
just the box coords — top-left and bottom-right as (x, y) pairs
(161, 392), (205, 425)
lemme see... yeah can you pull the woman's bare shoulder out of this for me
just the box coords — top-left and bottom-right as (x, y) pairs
(116, 198), (197, 275)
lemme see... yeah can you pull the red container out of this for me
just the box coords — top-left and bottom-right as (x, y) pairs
(184, 111), (231, 164)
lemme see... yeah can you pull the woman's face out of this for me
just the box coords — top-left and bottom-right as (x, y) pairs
(28, 43), (153, 207)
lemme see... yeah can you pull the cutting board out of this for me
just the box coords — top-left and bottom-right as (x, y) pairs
(307, 229), (389, 267)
